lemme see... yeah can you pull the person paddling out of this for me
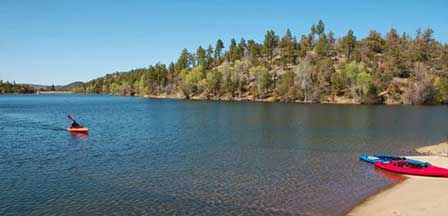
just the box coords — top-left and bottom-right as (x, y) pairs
(67, 114), (82, 128)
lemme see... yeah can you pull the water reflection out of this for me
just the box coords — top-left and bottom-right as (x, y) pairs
(69, 132), (89, 140)
(374, 166), (406, 182)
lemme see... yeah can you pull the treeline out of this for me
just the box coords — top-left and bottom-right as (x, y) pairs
(0, 81), (35, 94)
(73, 20), (448, 104)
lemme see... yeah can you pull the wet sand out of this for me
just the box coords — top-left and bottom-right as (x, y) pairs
(348, 149), (448, 216)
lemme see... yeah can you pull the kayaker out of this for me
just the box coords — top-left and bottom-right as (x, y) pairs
(67, 114), (82, 128)
(71, 120), (82, 128)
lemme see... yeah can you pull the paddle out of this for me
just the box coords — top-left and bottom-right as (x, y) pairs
(67, 114), (82, 128)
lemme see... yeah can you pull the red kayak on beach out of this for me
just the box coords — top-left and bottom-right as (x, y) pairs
(374, 160), (448, 177)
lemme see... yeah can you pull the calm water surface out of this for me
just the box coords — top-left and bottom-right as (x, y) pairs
(1, 94), (447, 216)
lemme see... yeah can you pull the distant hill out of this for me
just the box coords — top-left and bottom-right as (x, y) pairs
(26, 81), (84, 91)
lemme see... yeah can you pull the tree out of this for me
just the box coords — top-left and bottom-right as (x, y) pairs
(298, 34), (312, 58)
(196, 46), (207, 69)
(294, 58), (313, 102)
(214, 39), (224, 65)
(315, 34), (330, 57)
(205, 69), (222, 96)
(229, 38), (238, 62)
(262, 30), (279, 64)
(247, 40), (261, 65)
(206, 45), (214, 69)
(238, 38), (247, 58)
(340, 30), (357, 61)
(175, 48), (190, 73)
(410, 28), (435, 62)
(433, 76), (448, 104)
(179, 66), (205, 98)
(275, 70), (297, 102)
(250, 65), (272, 98)
(403, 62), (435, 104)
(315, 20), (325, 36)
(364, 30), (385, 53)
(279, 29), (297, 65)
(343, 61), (376, 102)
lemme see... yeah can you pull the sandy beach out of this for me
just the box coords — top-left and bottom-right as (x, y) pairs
(348, 143), (448, 216)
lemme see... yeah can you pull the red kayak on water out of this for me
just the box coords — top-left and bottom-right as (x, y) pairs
(374, 160), (448, 177)
(67, 127), (89, 133)
(67, 114), (88, 133)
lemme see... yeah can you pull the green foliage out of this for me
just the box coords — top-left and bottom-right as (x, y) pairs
(196, 46), (207, 69)
(214, 39), (224, 65)
(315, 34), (330, 57)
(279, 29), (297, 65)
(175, 48), (190, 73)
(433, 77), (448, 104)
(228, 38), (238, 62)
(262, 30), (279, 63)
(364, 30), (385, 53)
(247, 40), (261, 65)
(340, 30), (357, 61)
(204, 69), (222, 95)
(355, 70), (372, 96)
(275, 70), (297, 101)
(179, 66), (205, 97)
(344, 61), (375, 101)
(250, 66), (272, 98)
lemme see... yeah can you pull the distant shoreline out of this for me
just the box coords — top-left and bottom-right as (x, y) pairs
(36, 91), (73, 94)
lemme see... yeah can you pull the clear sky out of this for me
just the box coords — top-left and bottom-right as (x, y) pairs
(1, 0), (447, 85)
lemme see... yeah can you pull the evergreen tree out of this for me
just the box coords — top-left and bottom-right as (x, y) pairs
(214, 39), (224, 64)
(262, 30), (279, 64)
(175, 48), (190, 73)
(340, 30), (357, 61)
(196, 46), (207, 69)
(229, 38), (238, 62)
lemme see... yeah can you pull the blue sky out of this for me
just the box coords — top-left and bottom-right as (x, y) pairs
(1, 0), (447, 85)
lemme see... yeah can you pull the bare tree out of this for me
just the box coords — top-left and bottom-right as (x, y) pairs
(403, 62), (435, 104)
(294, 58), (313, 102)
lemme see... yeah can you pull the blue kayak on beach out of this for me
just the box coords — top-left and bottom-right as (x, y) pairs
(359, 154), (430, 165)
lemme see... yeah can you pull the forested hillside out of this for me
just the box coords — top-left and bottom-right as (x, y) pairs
(73, 21), (448, 104)
(0, 81), (35, 94)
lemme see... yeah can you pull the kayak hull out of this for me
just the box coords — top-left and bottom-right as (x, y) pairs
(374, 161), (448, 177)
(360, 154), (429, 165)
(67, 127), (89, 133)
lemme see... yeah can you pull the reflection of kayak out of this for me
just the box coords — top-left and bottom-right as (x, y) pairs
(375, 160), (448, 177)
(360, 154), (430, 165)
(67, 127), (89, 133)
(374, 166), (406, 182)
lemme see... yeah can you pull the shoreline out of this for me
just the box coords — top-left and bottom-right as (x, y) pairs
(348, 142), (448, 216)
(141, 93), (400, 105)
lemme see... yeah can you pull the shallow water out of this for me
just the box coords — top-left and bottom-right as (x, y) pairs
(0, 94), (447, 216)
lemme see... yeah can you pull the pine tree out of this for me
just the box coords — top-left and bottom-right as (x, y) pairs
(340, 30), (357, 61)
(214, 39), (224, 65)
(196, 46), (207, 69)
(262, 30), (279, 64)
(175, 48), (190, 73)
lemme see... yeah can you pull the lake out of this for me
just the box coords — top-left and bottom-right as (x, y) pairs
(0, 94), (447, 216)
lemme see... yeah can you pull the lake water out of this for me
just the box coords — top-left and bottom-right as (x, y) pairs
(1, 94), (447, 216)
